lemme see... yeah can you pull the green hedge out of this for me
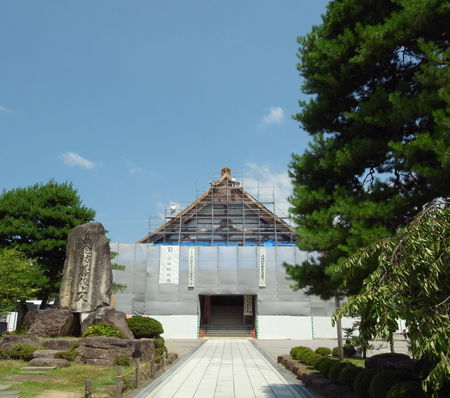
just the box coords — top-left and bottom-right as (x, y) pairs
(314, 356), (328, 370)
(318, 358), (338, 377)
(354, 368), (378, 398)
(127, 316), (164, 339)
(328, 361), (350, 383)
(315, 347), (331, 356)
(9, 345), (38, 361)
(339, 365), (363, 390)
(386, 381), (426, 398)
(368, 369), (413, 398)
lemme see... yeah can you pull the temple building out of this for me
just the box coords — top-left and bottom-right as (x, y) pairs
(111, 168), (344, 339)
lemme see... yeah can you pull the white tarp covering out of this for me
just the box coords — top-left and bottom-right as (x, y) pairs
(111, 243), (335, 317)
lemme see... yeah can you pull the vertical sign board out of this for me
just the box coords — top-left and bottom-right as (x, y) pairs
(258, 247), (266, 287)
(243, 295), (253, 315)
(188, 247), (195, 287)
(159, 246), (179, 284)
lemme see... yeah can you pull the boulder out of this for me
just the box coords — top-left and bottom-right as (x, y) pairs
(81, 307), (133, 339)
(33, 350), (65, 359)
(77, 336), (155, 366)
(42, 338), (80, 351)
(28, 358), (70, 368)
(23, 308), (79, 337)
(0, 334), (41, 350)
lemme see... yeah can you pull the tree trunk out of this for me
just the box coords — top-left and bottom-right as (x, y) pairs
(39, 289), (50, 309)
(335, 296), (344, 360)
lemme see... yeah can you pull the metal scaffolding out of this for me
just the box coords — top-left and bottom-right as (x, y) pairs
(142, 169), (295, 246)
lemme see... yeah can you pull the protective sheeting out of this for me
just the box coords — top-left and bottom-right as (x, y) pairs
(111, 243), (335, 317)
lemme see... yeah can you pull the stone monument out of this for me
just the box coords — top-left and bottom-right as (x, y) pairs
(59, 222), (112, 312)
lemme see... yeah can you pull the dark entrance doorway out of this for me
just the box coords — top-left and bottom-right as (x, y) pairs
(199, 294), (255, 337)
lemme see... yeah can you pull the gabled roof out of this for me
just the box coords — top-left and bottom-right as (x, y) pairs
(138, 168), (295, 245)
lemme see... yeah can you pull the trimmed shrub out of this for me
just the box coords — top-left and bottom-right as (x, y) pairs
(153, 337), (168, 361)
(386, 381), (426, 398)
(82, 322), (125, 338)
(332, 347), (339, 357)
(9, 345), (38, 361)
(290, 346), (309, 357)
(299, 351), (323, 367)
(329, 361), (350, 383)
(354, 368), (379, 398)
(315, 347), (331, 356)
(314, 356), (328, 370)
(127, 316), (164, 339)
(114, 356), (130, 367)
(343, 343), (356, 358)
(339, 365), (363, 390)
(0, 348), (11, 360)
(318, 358), (338, 377)
(368, 369), (413, 398)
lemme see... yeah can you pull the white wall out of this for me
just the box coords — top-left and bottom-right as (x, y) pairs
(6, 312), (18, 332)
(312, 316), (358, 339)
(151, 315), (198, 339)
(258, 316), (312, 339)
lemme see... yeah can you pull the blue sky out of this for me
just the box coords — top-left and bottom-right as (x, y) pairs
(1, 1), (329, 242)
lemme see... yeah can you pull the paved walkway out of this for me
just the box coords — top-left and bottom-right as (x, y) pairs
(139, 339), (314, 398)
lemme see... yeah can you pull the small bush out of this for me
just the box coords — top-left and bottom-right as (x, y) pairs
(0, 348), (11, 360)
(55, 343), (79, 362)
(315, 347), (331, 356)
(386, 381), (426, 398)
(9, 345), (38, 361)
(127, 316), (163, 339)
(82, 322), (125, 338)
(339, 365), (363, 390)
(114, 356), (130, 367)
(328, 361), (350, 383)
(153, 337), (168, 362)
(318, 358), (338, 377)
(290, 346), (309, 357)
(353, 368), (379, 398)
(332, 347), (339, 357)
(298, 351), (323, 367)
(314, 356), (328, 370)
(368, 369), (413, 398)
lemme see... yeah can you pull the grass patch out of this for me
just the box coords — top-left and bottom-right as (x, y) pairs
(0, 359), (131, 397)
(343, 358), (365, 367)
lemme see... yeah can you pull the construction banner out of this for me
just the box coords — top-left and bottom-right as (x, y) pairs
(244, 295), (253, 315)
(159, 246), (179, 284)
(259, 247), (266, 287)
(188, 247), (195, 287)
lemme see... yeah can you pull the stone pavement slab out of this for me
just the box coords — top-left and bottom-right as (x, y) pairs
(138, 339), (314, 398)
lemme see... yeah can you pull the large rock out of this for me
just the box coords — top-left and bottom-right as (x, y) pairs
(28, 358), (71, 368)
(78, 336), (155, 366)
(33, 349), (66, 359)
(81, 307), (133, 339)
(59, 222), (112, 312)
(23, 308), (79, 337)
(0, 334), (41, 350)
(42, 338), (80, 351)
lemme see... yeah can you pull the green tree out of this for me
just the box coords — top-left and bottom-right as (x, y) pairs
(334, 201), (450, 396)
(0, 248), (48, 315)
(0, 181), (95, 307)
(286, 0), (449, 305)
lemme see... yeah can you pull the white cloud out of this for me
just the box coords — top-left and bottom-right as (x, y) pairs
(60, 152), (96, 169)
(0, 105), (11, 112)
(260, 106), (284, 126)
(129, 167), (142, 174)
(241, 162), (293, 220)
